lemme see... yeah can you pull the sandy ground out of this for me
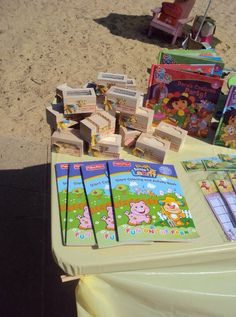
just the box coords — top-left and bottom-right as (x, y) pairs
(0, 0), (236, 146)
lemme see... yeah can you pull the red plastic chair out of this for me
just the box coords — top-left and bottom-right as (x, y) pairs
(148, 0), (196, 45)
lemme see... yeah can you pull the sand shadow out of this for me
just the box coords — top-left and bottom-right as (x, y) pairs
(94, 13), (183, 48)
(94, 13), (221, 49)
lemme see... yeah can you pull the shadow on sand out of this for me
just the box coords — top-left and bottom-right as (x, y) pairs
(94, 13), (221, 48)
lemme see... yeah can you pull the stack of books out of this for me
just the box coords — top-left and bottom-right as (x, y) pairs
(55, 160), (199, 248)
(145, 49), (224, 138)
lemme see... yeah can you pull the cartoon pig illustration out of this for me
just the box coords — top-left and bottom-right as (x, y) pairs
(101, 206), (115, 230)
(76, 206), (92, 229)
(125, 201), (151, 226)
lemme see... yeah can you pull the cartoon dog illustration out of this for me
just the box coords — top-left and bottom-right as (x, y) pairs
(158, 196), (185, 227)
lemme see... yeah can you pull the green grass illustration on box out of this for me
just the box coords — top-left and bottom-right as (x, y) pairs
(55, 163), (69, 245)
(81, 161), (118, 248)
(66, 163), (96, 246)
(181, 158), (206, 172)
(202, 156), (236, 171)
(108, 161), (199, 242)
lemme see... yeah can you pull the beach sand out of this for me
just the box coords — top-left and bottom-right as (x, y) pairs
(0, 0), (236, 146)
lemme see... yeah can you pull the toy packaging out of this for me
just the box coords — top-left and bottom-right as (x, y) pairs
(66, 163), (96, 246)
(214, 85), (236, 149)
(80, 161), (118, 248)
(51, 129), (84, 157)
(198, 179), (236, 241)
(213, 175), (236, 222)
(97, 72), (128, 87)
(157, 49), (224, 76)
(153, 121), (188, 152)
(145, 64), (223, 137)
(108, 160), (199, 242)
(55, 163), (69, 244)
(133, 133), (170, 163)
(63, 88), (96, 114)
(202, 156), (236, 171)
(119, 107), (154, 132)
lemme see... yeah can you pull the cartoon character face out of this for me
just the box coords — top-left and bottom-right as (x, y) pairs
(163, 201), (182, 214)
(172, 99), (188, 110)
(130, 201), (150, 215)
(225, 125), (235, 136)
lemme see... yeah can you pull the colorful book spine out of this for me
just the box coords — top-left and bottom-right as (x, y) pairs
(157, 50), (224, 76)
(108, 160), (199, 242)
(66, 163), (96, 246)
(228, 172), (236, 192)
(80, 161), (118, 248)
(198, 179), (236, 241)
(55, 163), (69, 245)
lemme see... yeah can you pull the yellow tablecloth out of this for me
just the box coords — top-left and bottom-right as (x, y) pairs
(51, 136), (236, 317)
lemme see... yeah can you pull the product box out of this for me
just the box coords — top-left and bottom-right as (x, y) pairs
(133, 133), (170, 163)
(51, 129), (84, 157)
(154, 121), (188, 151)
(63, 88), (96, 114)
(119, 107), (154, 132)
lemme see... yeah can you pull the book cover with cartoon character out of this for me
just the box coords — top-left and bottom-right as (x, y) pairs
(66, 163), (96, 246)
(80, 161), (118, 248)
(55, 163), (69, 245)
(108, 160), (199, 242)
(214, 85), (236, 149)
(145, 64), (223, 137)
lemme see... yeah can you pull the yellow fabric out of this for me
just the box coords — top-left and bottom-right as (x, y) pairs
(51, 135), (236, 316)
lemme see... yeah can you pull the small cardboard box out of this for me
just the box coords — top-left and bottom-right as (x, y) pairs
(92, 134), (122, 154)
(119, 126), (141, 147)
(97, 72), (128, 88)
(126, 78), (136, 89)
(154, 122), (188, 151)
(79, 111), (115, 144)
(106, 86), (142, 115)
(119, 106), (154, 132)
(56, 83), (72, 99)
(46, 103), (64, 131)
(133, 133), (170, 163)
(51, 129), (84, 157)
(63, 88), (96, 114)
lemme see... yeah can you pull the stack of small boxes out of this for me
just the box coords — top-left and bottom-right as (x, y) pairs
(46, 72), (188, 162)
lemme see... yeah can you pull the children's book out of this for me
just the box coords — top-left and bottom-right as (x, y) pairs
(55, 163), (69, 245)
(181, 158), (206, 172)
(214, 85), (236, 149)
(145, 64), (223, 136)
(66, 163), (96, 246)
(107, 160), (199, 242)
(80, 161), (118, 248)
(198, 179), (236, 241)
(157, 49), (224, 76)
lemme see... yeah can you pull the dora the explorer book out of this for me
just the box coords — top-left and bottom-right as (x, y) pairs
(107, 160), (199, 242)
(80, 161), (118, 248)
(145, 64), (223, 137)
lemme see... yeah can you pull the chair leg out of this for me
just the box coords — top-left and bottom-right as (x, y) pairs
(147, 26), (152, 38)
(171, 33), (178, 45)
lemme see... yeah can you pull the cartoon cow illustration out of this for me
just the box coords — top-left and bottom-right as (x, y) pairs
(125, 201), (151, 226)
(101, 206), (115, 230)
(158, 196), (185, 227)
(76, 206), (92, 229)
